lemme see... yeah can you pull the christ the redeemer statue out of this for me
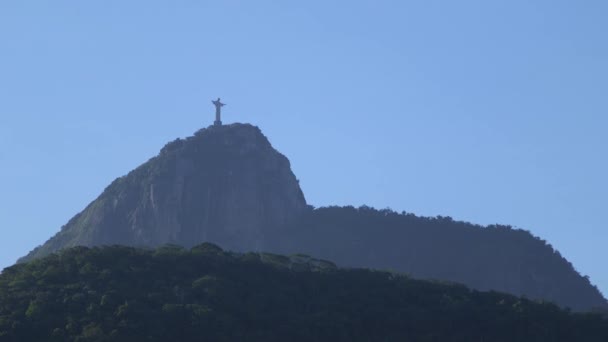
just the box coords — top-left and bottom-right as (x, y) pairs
(212, 98), (225, 126)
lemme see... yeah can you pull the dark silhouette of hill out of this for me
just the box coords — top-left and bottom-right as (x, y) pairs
(271, 206), (607, 311)
(2, 244), (608, 341)
(18, 123), (607, 311)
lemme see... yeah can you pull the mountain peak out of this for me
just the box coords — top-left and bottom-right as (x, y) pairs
(21, 123), (308, 262)
(18, 122), (606, 311)
(160, 123), (275, 159)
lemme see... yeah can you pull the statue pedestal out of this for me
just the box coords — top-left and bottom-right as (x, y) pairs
(214, 120), (222, 126)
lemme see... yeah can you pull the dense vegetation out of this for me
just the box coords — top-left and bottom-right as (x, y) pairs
(19, 125), (606, 312)
(2, 244), (608, 341)
(273, 206), (608, 311)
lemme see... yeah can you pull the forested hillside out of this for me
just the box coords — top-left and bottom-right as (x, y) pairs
(274, 206), (607, 311)
(18, 124), (606, 312)
(2, 244), (608, 341)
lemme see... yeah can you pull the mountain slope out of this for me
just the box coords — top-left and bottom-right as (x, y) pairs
(21, 124), (307, 262)
(272, 206), (607, 311)
(2, 245), (608, 341)
(19, 123), (607, 311)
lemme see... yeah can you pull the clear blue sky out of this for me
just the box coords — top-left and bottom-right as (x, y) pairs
(1, 1), (607, 295)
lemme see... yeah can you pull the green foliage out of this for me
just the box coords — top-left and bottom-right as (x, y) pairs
(1, 244), (608, 341)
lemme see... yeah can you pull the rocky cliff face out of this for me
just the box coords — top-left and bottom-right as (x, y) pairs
(21, 124), (308, 262)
